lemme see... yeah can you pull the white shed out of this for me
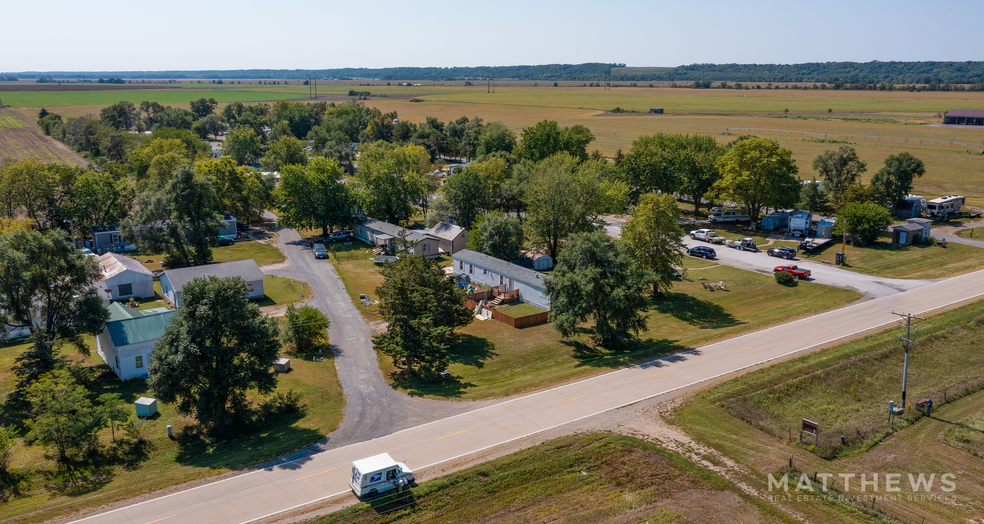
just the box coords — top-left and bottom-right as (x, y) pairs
(95, 253), (155, 301)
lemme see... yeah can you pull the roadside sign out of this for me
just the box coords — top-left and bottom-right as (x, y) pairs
(800, 418), (819, 445)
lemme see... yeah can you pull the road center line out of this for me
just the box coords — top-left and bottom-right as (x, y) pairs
(730, 346), (753, 354)
(861, 311), (875, 316)
(801, 327), (819, 333)
(915, 295), (930, 300)
(552, 396), (584, 406)
(143, 517), (175, 524)
(436, 429), (474, 440)
(292, 467), (340, 482)
(649, 369), (674, 378)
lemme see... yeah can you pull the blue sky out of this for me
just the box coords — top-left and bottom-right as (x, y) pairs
(5, 0), (982, 72)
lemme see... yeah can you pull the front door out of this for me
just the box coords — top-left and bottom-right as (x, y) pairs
(899, 232), (907, 244)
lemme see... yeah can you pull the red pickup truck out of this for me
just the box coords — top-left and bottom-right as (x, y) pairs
(774, 265), (811, 279)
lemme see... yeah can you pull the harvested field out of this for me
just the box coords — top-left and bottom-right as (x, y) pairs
(0, 108), (87, 165)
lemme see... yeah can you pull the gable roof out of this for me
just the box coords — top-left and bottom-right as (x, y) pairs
(453, 250), (548, 288)
(107, 302), (147, 322)
(892, 223), (925, 233)
(162, 260), (265, 292)
(92, 224), (120, 234)
(361, 218), (405, 238)
(96, 253), (154, 282)
(107, 309), (178, 347)
(428, 222), (466, 242)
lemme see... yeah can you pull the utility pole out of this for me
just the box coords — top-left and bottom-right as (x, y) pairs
(892, 310), (925, 411)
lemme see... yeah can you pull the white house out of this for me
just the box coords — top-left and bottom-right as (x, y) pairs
(427, 222), (468, 254)
(352, 218), (440, 258)
(96, 302), (177, 380)
(94, 253), (155, 301)
(452, 250), (551, 310)
(159, 259), (265, 307)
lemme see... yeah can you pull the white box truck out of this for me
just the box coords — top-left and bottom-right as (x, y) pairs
(350, 453), (415, 499)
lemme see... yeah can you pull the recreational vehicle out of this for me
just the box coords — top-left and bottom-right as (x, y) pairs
(709, 208), (749, 223)
(926, 195), (965, 217)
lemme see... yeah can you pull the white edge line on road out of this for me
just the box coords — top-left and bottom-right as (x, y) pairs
(68, 274), (984, 524)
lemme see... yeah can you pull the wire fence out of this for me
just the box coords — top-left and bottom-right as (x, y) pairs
(724, 127), (984, 154)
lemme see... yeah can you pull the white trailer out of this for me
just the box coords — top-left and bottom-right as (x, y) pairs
(709, 208), (750, 223)
(926, 195), (965, 217)
(350, 453), (415, 499)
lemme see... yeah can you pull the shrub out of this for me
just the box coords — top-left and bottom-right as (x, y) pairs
(775, 270), (797, 286)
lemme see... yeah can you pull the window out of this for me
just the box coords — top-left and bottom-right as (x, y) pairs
(459, 261), (463, 270)
(483, 269), (487, 275)
(118, 283), (132, 296)
(500, 275), (504, 285)
(135, 355), (144, 368)
(110, 233), (121, 244)
(422, 243), (429, 253)
(469, 264), (473, 274)
(246, 283), (254, 292)
(386, 469), (397, 480)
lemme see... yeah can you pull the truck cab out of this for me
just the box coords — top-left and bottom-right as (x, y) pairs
(350, 453), (415, 499)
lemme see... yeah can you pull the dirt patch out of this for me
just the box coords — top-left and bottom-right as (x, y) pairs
(0, 108), (87, 165)
(366, 320), (388, 335)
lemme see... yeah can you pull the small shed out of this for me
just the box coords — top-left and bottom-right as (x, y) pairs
(906, 217), (932, 239)
(274, 358), (291, 373)
(649, 108), (664, 114)
(816, 218), (836, 239)
(525, 251), (553, 270)
(891, 223), (925, 245)
(135, 397), (158, 417)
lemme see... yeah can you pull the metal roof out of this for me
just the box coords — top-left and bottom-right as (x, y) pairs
(428, 222), (466, 242)
(107, 302), (148, 322)
(892, 223), (925, 232)
(162, 260), (265, 292)
(107, 309), (178, 347)
(453, 250), (548, 288)
(945, 110), (984, 118)
(96, 253), (154, 282)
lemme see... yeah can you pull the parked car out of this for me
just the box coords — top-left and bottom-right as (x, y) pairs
(774, 265), (811, 279)
(767, 246), (796, 259)
(688, 246), (716, 259)
(79, 248), (96, 257)
(328, 230), (353, 243)
(217, 235), (235, 246)
(313, 243), (327, 259)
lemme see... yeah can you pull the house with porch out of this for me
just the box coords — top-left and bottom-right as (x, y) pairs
(452, 249), (551, 310)
(159, 259), (265, 307)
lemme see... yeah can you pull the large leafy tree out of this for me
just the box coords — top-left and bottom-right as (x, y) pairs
(262, 136), (308, 172)
(353, 143), (430, 222)
(544, 231), (648, 348)
(195, 157), (273, 224)
(189, 97), (218, 119)
(0, 158), (77, 230)
(870, 152), (925, 214)
(515, 120), (595, 163)
(99, 101), (139, 131)
(64, 169), (135, 236)
(223, 127), (263, 166)
(0, 229), (107, 392)
(123, 165), (225, 268)
(440, 165), (487, 230)
(475, 121), (517, 159)
(281, 304), (330, 353)
(24, 369), (105, 464)
(678, 135), (725, 214)
(149, 277), (280, 433)
(620, 133), (688, 198)
(373, 255), (472, 378)
(812, 146), (867, 207)
(838, 202), (892, 247)
(275, 157), (353, 236)
(621, 193), (685, 295)
(711, 137), (801, 227)
(475, 211), (524, 261)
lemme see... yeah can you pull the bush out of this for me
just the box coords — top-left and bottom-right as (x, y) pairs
(775, 270), (797, 286)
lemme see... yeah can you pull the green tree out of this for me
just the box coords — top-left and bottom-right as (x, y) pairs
(96, 393), (130, 445)
(440, 166), (487, 230)
(620, 133), (689, 199)
(621, 193), (685, 295)
(99, 101), (139, 130)
(275, 157), (352, 237)
(24, 369), (105, 464)
(64, 169), (135, 236)
(811, 146), (866, 206)
(373, 255), (472, 378)
(0, 424), (17, 476)
(189, 97), (218, 119)
(281, 304), (330, 353)
(195, 157), (273, 224)
(679, 135), (725, 214)
(0, 229), (107, 393)
(870, 152), (925, 214)
(475, 121), (517, 158)
(544, 231), (648, 348)
(353, 143), (430, 222)
(149, 277), (281, 433)
(515, 120), (595, 163)
(223, 127), (263, 166)
(262, 136), (308, 172)
(711, 137), (800, 227)
(839, 202), (892, 247)
(475, 211), (524, 260)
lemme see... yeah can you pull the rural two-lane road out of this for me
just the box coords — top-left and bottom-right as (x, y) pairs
(69, 259), (984, 523)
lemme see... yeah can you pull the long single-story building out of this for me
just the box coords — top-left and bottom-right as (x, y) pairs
(452, 249), (551, 310)
(95, 253), (155, 301)
(942, 110), (984, 126)
(96, 302), (177, 380)
(352, 218), (441, 258)
(159, 259), (265, 307)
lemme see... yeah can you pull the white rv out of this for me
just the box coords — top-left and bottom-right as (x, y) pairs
(350, 453), (415, 499)
(708, 208), (750, 223)
(926, 195), (964, 217)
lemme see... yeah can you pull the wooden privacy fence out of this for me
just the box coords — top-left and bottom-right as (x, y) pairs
(464, 299), (550, 328)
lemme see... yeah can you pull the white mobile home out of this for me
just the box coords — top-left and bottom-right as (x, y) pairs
(453, 250), (551, 310)
(159, 259), (265, 307)
(95, 253), (155, 301)
(709, 208), (750, 223)
(96, 303), (177, 380)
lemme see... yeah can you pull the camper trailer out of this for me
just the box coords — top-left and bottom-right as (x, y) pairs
(709, 207), (750, 223)
(350, 453), (415, 499)
(926, 195), (964, 218)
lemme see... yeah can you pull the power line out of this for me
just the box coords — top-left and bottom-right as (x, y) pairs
(892, 310), (925, 411)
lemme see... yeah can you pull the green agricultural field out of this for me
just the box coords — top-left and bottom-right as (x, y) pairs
(0, 89), (302, 108)
(315, 433), (793, 524)
(0, 116), (23, 128)
(0, 107), (87, 165)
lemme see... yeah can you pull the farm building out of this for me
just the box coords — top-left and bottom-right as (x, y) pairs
(453, 250), (551, 310)
(91, 225), (132, 254)
(942, 110), (984, 126)
(159, 259), (265, 307)
(891, 223), (925, 245)
(352, 218), (440, 258)
(428, 222), (468, 254)
(94, 253), (155, 301)
(96, 303), (177, 380)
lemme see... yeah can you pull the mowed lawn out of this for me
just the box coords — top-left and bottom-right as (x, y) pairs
(315, 433), (793, 524)
(334, 252), (860, 400)
(137, 240), (284, 272)
(798, 235), (984, 280)
(0, 334), (344, 524)
(256, 275), (311, 307)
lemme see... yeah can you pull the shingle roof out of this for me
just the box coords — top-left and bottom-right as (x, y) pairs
(945, 110), (984, 118)
(428, 222), (466, 242)
(96, 253), (154, 282)
(162, 260), (265, 293)
(892, 223), (925, 232)
(107, 309), (178, 347)
(361, 218), (405, 238)
(453, 250), (548, 288)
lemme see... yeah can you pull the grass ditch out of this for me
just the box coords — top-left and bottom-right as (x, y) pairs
(798, 234), (984, 280)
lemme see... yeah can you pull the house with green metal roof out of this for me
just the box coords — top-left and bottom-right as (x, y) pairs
(96, 302), (177, 380)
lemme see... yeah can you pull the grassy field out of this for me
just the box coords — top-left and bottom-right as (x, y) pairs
(671, 300), (984, 523)
(334, 252), (860, 400)
(0, 335), (344, 523)
(493, 302), (546, 317)
(313, 433), (793, 524)
(0, 108), (87, 165)
(956, 227), (984, 239)
(798, 235), (984, 280)
(137, 240), (284, 272)
(257, 275), (311, 307)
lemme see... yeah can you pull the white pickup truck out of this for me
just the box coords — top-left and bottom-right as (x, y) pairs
(689, 229), (724, 244)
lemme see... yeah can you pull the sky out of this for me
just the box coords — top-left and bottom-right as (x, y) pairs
(4, 0), (983, 72)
